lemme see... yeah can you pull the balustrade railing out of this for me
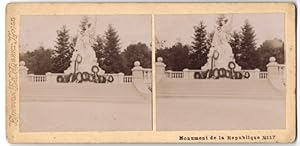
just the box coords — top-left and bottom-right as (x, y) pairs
(25, 73), (135, 84)
(259, 72), (268, 79)
(165, 71), (184, 79)
(165, 69), (270, 80)
(123, 76), (133, 83)
(27, 74), (47, 82)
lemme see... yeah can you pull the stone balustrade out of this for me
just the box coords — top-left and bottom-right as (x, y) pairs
(259, 72), (268, 79)
(165, 68), (268, 80)
(155, 56), (285, 86)
(19, 61), (152, 84)
(123, 76), (133, 83)
(165, 70), (184, 79)
(19, 56), (285, 90)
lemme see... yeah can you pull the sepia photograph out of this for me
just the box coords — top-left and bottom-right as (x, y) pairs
(18, 15), (152, 131)
(155, 13), (286, 131)
(6, 3), (295, 143)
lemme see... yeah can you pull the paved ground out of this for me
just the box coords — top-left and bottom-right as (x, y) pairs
(157, 97), (285, 131)
(19, 83), (152, 132)
(20, 100), (152, 132)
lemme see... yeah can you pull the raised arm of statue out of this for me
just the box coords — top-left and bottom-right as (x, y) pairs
(223, 14), (233, 33)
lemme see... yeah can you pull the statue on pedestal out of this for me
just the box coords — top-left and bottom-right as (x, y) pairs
(203, 14), (241, 70)
(64, 17), (104, 74)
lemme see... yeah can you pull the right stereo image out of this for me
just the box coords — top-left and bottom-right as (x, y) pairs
(155, 13), (286, 131)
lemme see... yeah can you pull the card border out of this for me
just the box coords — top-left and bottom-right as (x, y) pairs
(6, 2), (296, 143)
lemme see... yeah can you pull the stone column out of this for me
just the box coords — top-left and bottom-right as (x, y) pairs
(118, 72), (125, 84)
(183, 68), (189, 79)
(252, 68), (260, 80)
(267, 57), (279, 80)
(19, 61), (28, 82)
(131, 61), (151, 97)
(267, 56), (285, 90)
(156, 57), (166, 82)
(132, 61), (143, 79)
(45, 72), (56, 83)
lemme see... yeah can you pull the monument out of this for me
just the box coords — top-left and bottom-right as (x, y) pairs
(64, 17), (104, 74)
(202, 14), (241, 70)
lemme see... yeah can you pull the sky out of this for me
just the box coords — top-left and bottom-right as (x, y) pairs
(20, 13), (284, 52)
(155, 13), (284, 48)
(20, 15), (152, 52)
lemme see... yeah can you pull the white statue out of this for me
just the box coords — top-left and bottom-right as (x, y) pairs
(203, 15), (241, 70)
(65, 17), (104, 74)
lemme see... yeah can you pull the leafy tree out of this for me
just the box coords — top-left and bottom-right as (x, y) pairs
(189, 21), (209, 69)
(19, 46), (53, 75)
(51, 25), (72, 73)
(155, 38), (170, 67)
(165, 42), (189, 71)
(237, 20), (259, 69)
(102, 24), (123, 73)
(122, 42), (152, 75)
(156, 47), (170, 69)
(257, 39), (284, 71)
(92, 35), (105, 67)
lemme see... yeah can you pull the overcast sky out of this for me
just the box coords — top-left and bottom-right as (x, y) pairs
(155, 13), (284, 48)
(20, 13), (284, 52)
(20, 15), (151, 52)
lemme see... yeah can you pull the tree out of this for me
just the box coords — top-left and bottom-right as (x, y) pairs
(51, 25), (72, 73)
(92, 35), (105, 67)
(69, 35), (78, 53)
(19, 46), (53, 75)
(257, 39), (285, 71)
(229, 31), (242, 62)
(237, 20), (259, 69)
(166, 42), (189, 71)
(122, 42), (152, 75)
(102, 24), (123, 73)
(156, 47), (170, 69)
(189, 21), (209, 69)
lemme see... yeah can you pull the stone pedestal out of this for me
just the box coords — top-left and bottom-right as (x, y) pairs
(202, 53), (241, 70)
(183, 68), (189, 79)
(19, 61), (28, 82)
(64, 52), (103, 74)
(267, 57), (285, 90)
(267, 57), (279, 80)
(132, 61), (143, 79)
(252, 68), (260, 80)
(131, 61), (151, 97)
(45, 72), (56, 83)
(117, 72), (125, 84)
(156, 57), (166, 82)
